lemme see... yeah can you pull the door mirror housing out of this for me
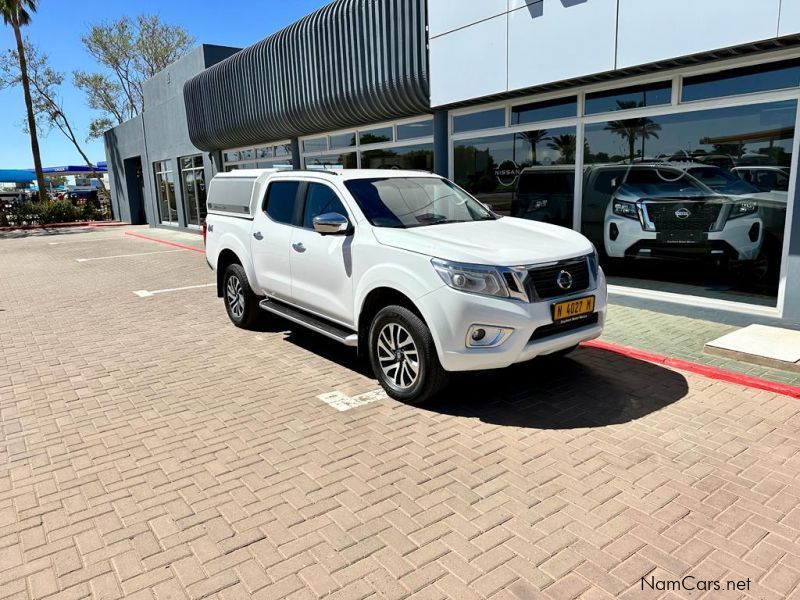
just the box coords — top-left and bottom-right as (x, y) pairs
(313, 212), (350, 235)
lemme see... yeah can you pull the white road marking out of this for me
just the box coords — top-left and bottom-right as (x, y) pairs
(49, 237), (128, 245)
(316, 389), (388, 411)
(134, 283), (215, 298)
(76, 249), (187, 262)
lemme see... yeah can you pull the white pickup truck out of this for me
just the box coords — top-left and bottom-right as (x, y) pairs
(204, 169), (607, 404)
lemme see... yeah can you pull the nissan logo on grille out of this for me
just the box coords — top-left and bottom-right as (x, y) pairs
(675, 207), (691, 219)
(556, 270), (573, 290)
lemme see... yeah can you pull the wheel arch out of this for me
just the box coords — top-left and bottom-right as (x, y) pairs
(357, 287), (427, 357)
(216, 248), (243, 297)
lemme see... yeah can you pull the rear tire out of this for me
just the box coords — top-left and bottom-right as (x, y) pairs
(223, 263), (259, 329)
(368, 305), (449, 405)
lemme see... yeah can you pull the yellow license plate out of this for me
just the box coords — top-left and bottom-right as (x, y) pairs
(552, 296), (595, 323)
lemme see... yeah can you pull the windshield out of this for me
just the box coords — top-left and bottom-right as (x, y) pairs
(344, 177), (496, 228)
(620, 167), (711, 198)
(687, 166), (758, 194)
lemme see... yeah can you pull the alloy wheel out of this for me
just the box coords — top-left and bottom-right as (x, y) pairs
(226, 275), (245, 319)
(376, 322), (420, 390)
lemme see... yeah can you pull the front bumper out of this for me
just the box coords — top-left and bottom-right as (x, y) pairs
(604, 215), (763, 261)
(418, 269), (607, 372)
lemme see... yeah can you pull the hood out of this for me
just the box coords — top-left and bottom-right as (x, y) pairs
(372, 217), (593, 266)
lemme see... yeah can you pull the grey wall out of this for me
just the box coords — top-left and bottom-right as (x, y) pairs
(104, 45), (238, 229)
(782, 180), (800, 326)
(104, 115), (150, 224)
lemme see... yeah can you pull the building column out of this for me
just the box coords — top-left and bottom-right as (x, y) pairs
(433, 110), (449, 178)
(291, 138), (302, 169)
(782, 179), (800, 325)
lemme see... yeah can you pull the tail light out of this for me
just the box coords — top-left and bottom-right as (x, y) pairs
(202, 219), (207, 245)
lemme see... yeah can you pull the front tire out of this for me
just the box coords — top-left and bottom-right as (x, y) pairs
(368, 305), (448, 405)
(223, 264), (259, 329)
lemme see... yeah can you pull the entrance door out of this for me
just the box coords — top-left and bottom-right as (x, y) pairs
(123, 157), (146, 224)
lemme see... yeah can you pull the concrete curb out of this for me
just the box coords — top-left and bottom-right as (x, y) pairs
(583, 339), (800, 399)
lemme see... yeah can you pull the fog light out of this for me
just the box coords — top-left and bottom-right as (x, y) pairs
(749, 222), (761, 243)
(466, 325), (513, 348)
(609, 223), (619, 241)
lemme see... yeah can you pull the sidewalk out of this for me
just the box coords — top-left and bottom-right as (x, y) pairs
(600, 304), (800, 387)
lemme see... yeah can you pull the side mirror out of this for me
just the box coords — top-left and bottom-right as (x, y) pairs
(313, 212), (350, 235)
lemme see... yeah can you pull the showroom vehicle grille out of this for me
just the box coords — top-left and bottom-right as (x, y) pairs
(529, 313), (599, 342)
(644, 201), (722, 232)
(528, 258), (590, 300)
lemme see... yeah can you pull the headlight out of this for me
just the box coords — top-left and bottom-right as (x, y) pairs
(613, 200), (638, 219)
(432, 258), (509, 298)
(729, 199), (758, 219)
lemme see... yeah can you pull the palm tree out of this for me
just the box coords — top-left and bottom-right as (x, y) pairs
(1, 0), (47, 202)
(547, 134), (577, 163)
(604, 100), (662, 163)
(516, 130), (549, 165)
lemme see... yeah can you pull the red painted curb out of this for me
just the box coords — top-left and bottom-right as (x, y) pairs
(124, 231), (205, 254)
(0, 221), (127, 231)
(582, 339), (800, 399)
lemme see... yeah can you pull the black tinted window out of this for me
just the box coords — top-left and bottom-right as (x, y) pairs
(265, 181), (300, 224)
(302, 183), (347, 229)
(682, 59), (800, 102)
(511, 97), (577, 125)
(585, 82), (671, 114)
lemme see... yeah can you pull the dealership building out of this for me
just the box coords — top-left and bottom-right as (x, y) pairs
(104, 0), (800, 325)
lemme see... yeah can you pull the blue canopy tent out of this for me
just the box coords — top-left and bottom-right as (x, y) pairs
(0, 169), (35, 184)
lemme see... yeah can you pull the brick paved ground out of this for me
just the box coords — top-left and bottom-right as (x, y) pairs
(2, 226), (800, 599)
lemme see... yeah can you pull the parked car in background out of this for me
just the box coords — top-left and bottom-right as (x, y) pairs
(511, 166), (575, 228)
(205, 169), (606, 404)
(599, 164), (764, 270)
(731, 166), (791, 193)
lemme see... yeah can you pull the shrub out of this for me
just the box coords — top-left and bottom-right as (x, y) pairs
(37, 200), (82, 225)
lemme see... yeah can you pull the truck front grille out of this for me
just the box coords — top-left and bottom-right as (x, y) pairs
(644, 201), (722, 232)
(528, 258), (590, 300)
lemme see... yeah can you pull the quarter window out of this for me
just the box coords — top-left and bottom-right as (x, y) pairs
(302, 183), (347, 229)
(265, 181), (300, 225)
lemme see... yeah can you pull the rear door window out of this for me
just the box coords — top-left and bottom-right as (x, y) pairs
(264, 180), (300, 225)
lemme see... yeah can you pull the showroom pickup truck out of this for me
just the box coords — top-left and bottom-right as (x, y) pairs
(204, 169), (607, 404)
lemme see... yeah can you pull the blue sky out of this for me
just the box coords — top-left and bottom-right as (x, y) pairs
(0, 0), (329, 169)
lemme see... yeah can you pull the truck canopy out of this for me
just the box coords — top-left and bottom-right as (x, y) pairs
(207, 169), (282, 219)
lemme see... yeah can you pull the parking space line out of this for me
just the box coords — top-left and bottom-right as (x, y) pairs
(76, 249), (187, 262)
(134, 283), (215, 298)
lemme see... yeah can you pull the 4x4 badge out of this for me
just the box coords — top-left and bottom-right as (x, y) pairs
(556, 270), (573, 290)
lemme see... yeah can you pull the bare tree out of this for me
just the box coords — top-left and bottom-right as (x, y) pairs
(0, 0), (47, 201)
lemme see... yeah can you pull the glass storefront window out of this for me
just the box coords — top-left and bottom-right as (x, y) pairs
(682, 59), (800, 102)
(453, 108), (506, 134)
(511, 97), (577, 125)
(585, 82), (671, 115)
(359, 127), (393, 145)
(581, 100), (795, 306)
(304, 152), (357, 169)
(329, 132), (356, 149)
(397, 119), (434, 140)
(303, 137), (327, 153)
(180, 154), (206, 228)
(453, 126), (577, 220)
(361, 143), (434, 171)
(153, 160), (177, 225)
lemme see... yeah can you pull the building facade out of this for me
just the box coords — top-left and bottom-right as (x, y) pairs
(104, 0), (800, 325)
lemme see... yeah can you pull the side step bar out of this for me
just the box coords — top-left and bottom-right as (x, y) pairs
(259, 299), (359, 347)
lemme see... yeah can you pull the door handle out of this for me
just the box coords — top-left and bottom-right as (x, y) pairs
(292, 242), (306, 253)
(253, 231), (263, 240)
